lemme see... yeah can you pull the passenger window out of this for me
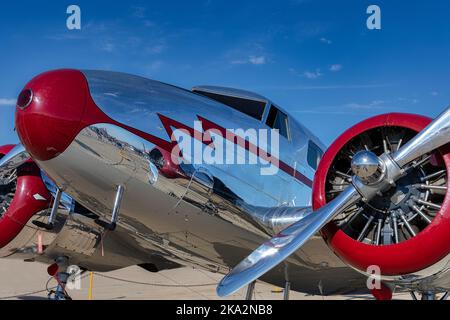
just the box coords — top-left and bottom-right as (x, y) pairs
(307, 141), (323, 170)
(266, 105), (290, 140)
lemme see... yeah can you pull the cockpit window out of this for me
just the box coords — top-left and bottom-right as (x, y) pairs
(307, 141), (324, 170)
(266, 105), (290, 140)
(193, 90), (265, 120)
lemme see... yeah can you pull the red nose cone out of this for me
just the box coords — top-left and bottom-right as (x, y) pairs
(15, 69), (88, 161)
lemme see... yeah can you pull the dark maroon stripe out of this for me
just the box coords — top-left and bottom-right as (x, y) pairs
(197, 115), (313, 188)
(124, 114), (314, 189)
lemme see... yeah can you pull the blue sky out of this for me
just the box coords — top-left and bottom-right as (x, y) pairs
(0, 1), (449, 146)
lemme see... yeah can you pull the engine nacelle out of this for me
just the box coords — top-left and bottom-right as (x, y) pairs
(0, 145), (54, 257)
(313, 113), (450, 277)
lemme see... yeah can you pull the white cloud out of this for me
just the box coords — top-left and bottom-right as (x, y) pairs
(0, 98), (15, 106)
(398, 97), (419, 104)
(371, 100), (385, 105)
(431, 91), (439, 96)
(104, 92), (119, 98)
(99, 41), (116, 52)
(249, 56), (266, 65)
(292, 100), (394, 115)
(231, 55), (267, 65)
(330, 64), (343, 72)
(259, 83), (392, 91)
(303, 69), (322, 79)
(320, 37), (332, 44)
(346, 100), (385, 110)
(231, 59), (247, 65)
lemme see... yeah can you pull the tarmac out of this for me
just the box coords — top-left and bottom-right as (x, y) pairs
(0, 258), (417, 300)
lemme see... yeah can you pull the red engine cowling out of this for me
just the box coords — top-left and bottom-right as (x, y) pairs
(313, 113), (450, 276)
(0, 145), (51, 248)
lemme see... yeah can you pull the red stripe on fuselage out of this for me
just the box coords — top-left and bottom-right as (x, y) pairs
(154, 113), (312, 188)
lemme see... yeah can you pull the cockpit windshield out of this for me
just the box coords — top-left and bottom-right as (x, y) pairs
(193, 90), (266, 121)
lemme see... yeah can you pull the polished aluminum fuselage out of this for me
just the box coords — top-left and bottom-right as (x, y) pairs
(17, 71), (450, 295)
(18, 70), (368, 295)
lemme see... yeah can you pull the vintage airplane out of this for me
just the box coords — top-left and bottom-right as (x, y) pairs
(1, 69), (450, 300)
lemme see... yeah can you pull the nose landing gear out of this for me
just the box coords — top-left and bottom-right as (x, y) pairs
(47, 257), (73, 300)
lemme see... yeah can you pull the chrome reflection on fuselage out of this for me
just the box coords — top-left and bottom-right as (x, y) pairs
(32, 70), (370, 294)
(40, 171), (74, 211)
(82, 70), (322, 193)
(35, 123), (363, 293)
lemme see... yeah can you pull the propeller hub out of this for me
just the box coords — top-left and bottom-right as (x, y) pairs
(351, 151), (386, 185)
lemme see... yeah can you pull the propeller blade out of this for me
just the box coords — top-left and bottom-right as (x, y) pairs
(217, 185), (361, 297)
(217, 105), (450, 297)
(392, 106), (450, 167)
